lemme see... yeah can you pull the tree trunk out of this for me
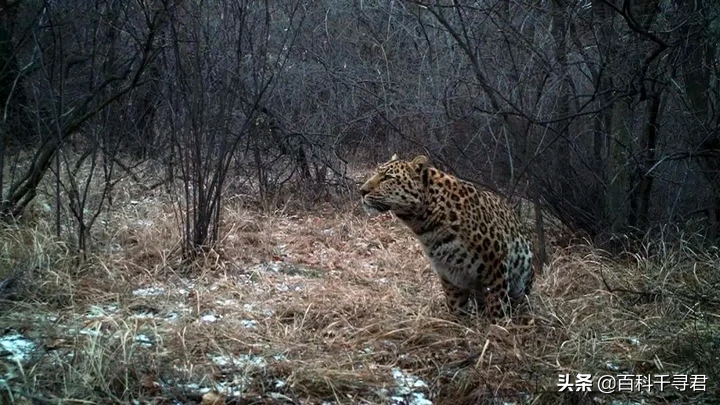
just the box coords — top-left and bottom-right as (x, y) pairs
(635, 94), (660, 231)
(552, 0), (570, 202)
(606, 96), (632, 233)
(683, 15), (719, 241)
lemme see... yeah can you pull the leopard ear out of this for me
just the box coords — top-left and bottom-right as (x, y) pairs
(390, 153), (399, 161)
(412, 155), (429, 168)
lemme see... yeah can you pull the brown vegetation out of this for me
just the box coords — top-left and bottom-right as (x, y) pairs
(0, 173), (717, 404)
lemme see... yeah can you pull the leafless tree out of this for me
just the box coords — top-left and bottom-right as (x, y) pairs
(0, 0), (164, 222)
(400, 0), (720, 247)
(159, 0), (306, 254)
(2, 0), (718, 255)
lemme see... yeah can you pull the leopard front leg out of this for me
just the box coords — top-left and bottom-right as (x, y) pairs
(439, 275), (471, 315)
(481, 263), (511, 321)
(484, 283), (509, 321)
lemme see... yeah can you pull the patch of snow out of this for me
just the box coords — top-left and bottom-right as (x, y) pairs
(175, 379), (249, 398)
(209, 353), (267, 369)
(363, 262), (378, 271)
(390, 393), (433, 405)
(209, 354), (232, 367)
(135, 334), (154, 347)
(248, 261), (302, 274)
(135, 219), (154, 227)
(237, 353), (267, 368)
(33, 314), (58, 322)
(182, 383), (211, 394)
(0, 332), (35, 363)
(269, 392), (295, 401)
(390, 368), (432, 405)
(172, 364), (191, 374)
(237, 274), (257, 286)
(214, 379), (247, 397)
(133, 286), (165, 297)
(243, 303), (274, 316)
(86, 304), (118, 318)
(276, 283), (303, 293)
(129, 312), (156, 320)
(240, 319), (257, 329)
(164, 312), (181, 321)
(200, 313), (219, 323)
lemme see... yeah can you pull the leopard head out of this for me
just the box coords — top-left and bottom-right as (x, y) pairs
(359, 154), (429, 216)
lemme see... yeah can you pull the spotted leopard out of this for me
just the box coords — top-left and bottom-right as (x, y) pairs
(359, 154), (534, 320)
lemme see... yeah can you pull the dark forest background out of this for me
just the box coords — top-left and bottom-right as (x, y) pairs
(1, 0), (719, 255)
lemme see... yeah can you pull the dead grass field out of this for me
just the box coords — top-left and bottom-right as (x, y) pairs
(0, 172), (719, 404)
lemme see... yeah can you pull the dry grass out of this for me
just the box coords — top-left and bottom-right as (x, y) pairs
(0, 177), (719, 404)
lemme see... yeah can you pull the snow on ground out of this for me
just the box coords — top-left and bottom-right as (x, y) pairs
(0, 332), (36, 363)
(387, 368), (433, 405)
(0, 262), (432, 405)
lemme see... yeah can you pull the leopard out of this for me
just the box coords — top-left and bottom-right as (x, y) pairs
(359, 154), (535, 320)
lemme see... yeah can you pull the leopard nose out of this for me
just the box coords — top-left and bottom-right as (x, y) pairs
(359, 183), (370, 197)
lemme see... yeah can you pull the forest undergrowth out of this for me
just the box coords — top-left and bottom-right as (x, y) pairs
(0, 166), (718, 405)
